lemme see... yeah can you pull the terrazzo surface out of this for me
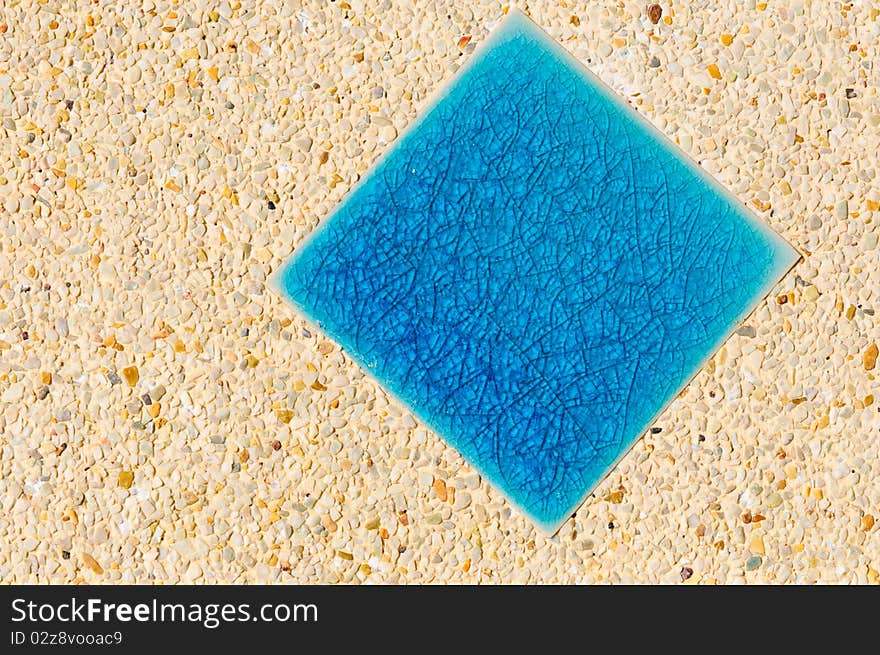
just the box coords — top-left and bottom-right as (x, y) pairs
(1, 0), (879, 583)
(273, 11), (798, 533)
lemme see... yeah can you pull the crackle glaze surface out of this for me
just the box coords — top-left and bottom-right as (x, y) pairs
(274, 12), (798, 532)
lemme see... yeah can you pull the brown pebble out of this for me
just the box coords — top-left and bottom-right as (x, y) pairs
(118, 471), (134, 489)
(863, 514), (875, 531)
(647, 3), (662, 24)
(82, 553), (104, 575)
(863, 343), (878, 371)
(41, 371), (52, 384)
(776, 294), (788, 305)
(271, 439), (282, 451)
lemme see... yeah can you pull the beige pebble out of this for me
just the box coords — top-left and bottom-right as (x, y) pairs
(749, 534), (765, 555)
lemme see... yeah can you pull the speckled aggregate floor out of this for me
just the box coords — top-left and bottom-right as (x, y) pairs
(1, 1), (878, 583)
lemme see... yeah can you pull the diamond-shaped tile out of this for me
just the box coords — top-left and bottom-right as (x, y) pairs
(271, 10), (798, 533)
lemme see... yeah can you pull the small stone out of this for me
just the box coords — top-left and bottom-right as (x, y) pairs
(803, 285), (820, 302)
(82, 553), (104, 575)
(271, 439), (282, 451)
(379, 124), (397, 142)
(453, 491), (472, 510)
(647, 4), (662, 24)
(863, 515), (875, 532)
(707, 63), (722, 80)
(425, 513), (442, 525)
(432, 478), (447, 501)
(40, 371), (52, 385)
(720, 34), (734, 46)
(749, 534), (765, 555)
(122, 365), (139, 387)
(150, 384), (166, 401)
(766, 492), (783, 508)
(835, 200), (848, 219)
(648, 56), (660, 68)
(745, 555), (762, 571)
(36, 386), (50, 400)
(680, 566), (694, 581)
(118, 471), (134, 489)
(735, 325), (756, 338)
(107, 372), (122, 386)
(863, 343), (878, 371)
(275, 408), (294, 423)
(364, 516), (380, 530)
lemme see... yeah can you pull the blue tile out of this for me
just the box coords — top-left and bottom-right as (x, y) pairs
(271, 10), (799, 533)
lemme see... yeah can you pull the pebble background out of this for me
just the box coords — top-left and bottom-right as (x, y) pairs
(0, 0), (877, 584)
